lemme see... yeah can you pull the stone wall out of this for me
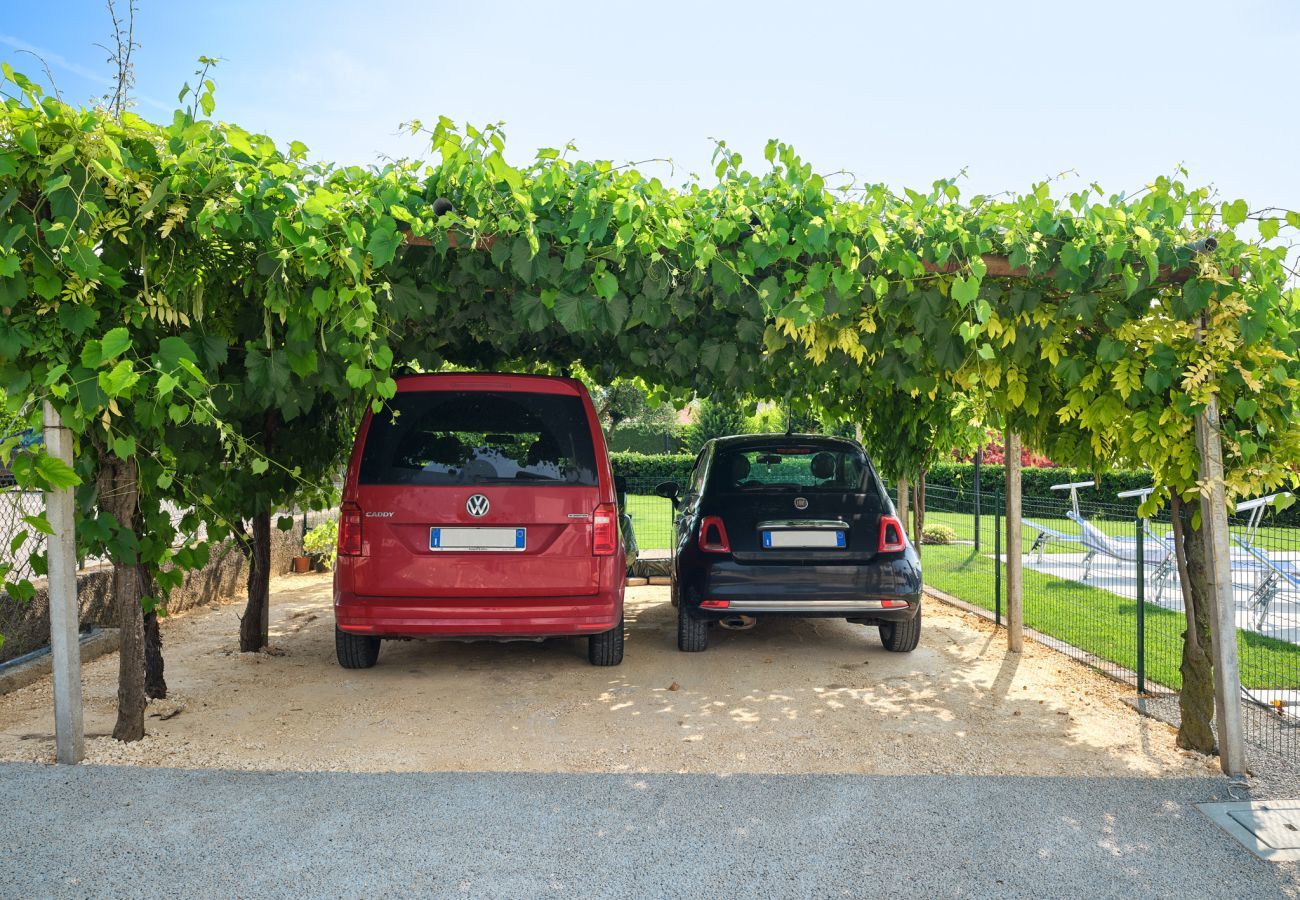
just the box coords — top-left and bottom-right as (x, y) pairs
(0, 525), (304, 663)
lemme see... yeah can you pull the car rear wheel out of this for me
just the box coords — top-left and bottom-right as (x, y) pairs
(335, 627), (381, 669)
(588, 615), (625, 666)
(878, 606), (921, 653)
(677, 603), (709, 652)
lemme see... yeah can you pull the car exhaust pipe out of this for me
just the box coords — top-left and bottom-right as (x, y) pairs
(718, 615), (757, 631)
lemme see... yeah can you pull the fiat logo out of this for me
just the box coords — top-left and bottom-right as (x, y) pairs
(794, 497), (809, 510)
(466, 494), (490, 517)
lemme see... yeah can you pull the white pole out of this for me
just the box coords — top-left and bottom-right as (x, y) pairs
(1195, 396), (1247, 776)
(42, 401), (84, 764)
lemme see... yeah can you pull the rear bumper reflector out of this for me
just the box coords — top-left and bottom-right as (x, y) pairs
(699, 599), (730, 609)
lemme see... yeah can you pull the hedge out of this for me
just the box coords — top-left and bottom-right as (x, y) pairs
(612, 452), (694, 488)
(607, 421), (684, 455)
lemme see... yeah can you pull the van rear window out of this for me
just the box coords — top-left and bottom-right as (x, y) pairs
(359, 391), (599, 487)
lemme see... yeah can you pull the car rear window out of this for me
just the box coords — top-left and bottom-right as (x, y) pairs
(359, 390), (598, 487)
(708, 445), (872, 492)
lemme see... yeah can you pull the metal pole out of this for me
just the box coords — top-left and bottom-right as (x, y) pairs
(1135, 514), (1145, 695)
(42, 401), (84, 764)
(1195, 395), (1247, 775)
(994, 493), (1002, 627)
(1005, 430), (1024, 652)
(973, 445), (983, 551)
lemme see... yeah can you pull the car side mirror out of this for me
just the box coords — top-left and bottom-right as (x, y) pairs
(655, 481), (680, 506)
(614, 474), (628, 508)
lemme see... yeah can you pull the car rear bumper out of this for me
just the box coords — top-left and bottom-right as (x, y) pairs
(334, 589), (622, 637)
(690, 597), (920, 622)
(684, 557), (922, 620)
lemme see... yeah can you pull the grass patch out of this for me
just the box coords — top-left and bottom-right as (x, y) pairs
(626, 494), (673, 550)
(923, 543), (1300, 690)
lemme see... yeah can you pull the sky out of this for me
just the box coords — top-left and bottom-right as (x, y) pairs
(3, 0), (1299, 210)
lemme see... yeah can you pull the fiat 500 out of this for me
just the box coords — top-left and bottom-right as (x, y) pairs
(658, 434), (922, 653)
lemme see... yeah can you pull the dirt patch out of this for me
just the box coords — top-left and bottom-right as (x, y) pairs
(0, 575), (1216, 777)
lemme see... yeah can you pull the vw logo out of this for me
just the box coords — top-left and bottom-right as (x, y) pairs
(466, 494), (490, 517)
(794, 497), (809, 510)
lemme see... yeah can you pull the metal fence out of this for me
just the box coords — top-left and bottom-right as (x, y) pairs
(622, 477), (676, 555)
(0, 487), (44, 585)
(917, 481), (1299, 766)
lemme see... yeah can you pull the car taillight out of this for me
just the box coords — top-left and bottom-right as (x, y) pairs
(339, 502), (363, 556)
(878, 514), (906, 553)
(698, 516), (731, 553)
(593, 502), (617, 556)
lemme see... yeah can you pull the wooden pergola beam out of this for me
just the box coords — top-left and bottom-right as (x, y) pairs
(403, 233), (1210, 286)
(919, 253), (1200, 285)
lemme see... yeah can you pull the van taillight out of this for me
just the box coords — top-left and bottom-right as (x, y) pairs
(698, 516), (731, 553)
(593, 503), (617, 556)
(878, 514), (906, 553)
(339, 502), (363, 556)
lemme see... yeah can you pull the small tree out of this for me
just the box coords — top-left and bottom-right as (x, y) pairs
(683, 398), (748, 453)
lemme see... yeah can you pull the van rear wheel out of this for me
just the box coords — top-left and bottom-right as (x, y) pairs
(336, 627), (381, 669)
(588, 615), (625, 666)
(878, 606), (921, 653)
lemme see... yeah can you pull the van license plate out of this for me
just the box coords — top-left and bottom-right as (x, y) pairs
(430, 527), (526, 551)
(762, 530), (845, 549)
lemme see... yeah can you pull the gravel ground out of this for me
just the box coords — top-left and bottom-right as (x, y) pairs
(0, 575), (1218, 778)
(2, 764), (1295, 899)
(1129, 694), (1300, 798)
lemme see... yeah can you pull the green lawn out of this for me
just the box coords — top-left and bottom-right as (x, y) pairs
(923, 543), (1300, 690)
(625, 494), (674, 550)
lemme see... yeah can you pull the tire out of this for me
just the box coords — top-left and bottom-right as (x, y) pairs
(879, 605), (922, 653)
(677, 602), (709, 653)
(335, 626), (381, 669)
(588, 615), (625, 666)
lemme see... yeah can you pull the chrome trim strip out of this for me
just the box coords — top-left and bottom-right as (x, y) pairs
(757, 519), (848, 530)
(719, 599), (911, 612)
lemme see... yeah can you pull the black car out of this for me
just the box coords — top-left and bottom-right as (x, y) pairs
(657, 434), (922, 653)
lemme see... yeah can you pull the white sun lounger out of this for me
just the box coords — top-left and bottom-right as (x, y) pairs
(1022, 481), (1093, 564)
(1230, 493), (1297, 630)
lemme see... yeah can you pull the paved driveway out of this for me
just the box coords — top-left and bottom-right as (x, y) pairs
(4, 764), (1293, 898)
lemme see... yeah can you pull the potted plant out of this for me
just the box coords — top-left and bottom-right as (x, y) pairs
(303, 519), (339, 572)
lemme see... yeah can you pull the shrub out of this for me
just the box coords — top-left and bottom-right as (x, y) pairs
(304, 519), (338, 570)
(921, 523), (957, 545)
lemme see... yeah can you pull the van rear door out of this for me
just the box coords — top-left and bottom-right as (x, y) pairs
(350, 387), (604, 598)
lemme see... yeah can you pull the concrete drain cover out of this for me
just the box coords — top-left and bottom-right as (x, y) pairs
(1198, 800), (1300, 861)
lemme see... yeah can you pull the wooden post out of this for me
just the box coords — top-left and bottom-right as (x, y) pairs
(42, 401), (84, 764)
(1005, 430), (1024, 652)
(896, 475), (910, 532)
(1194, 396), (1247, 776)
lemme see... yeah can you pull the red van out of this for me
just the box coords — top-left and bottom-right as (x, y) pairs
(332, 373), (627, 667)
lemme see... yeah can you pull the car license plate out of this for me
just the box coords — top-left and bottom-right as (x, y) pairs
(763, 530), (845, 549)
(430, 527), (526, 551)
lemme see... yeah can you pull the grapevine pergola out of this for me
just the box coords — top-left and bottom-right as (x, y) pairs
(2, 69), (1298, 772)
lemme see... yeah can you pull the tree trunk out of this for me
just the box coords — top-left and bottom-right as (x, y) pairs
(138, 564), (167, 700)
(239, 510), (273, 652)
(911, 468), (927, 558)
(1172, 494), (1216, 753)
(143, 611), (166, 700)
(97, 455), (147, 742)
